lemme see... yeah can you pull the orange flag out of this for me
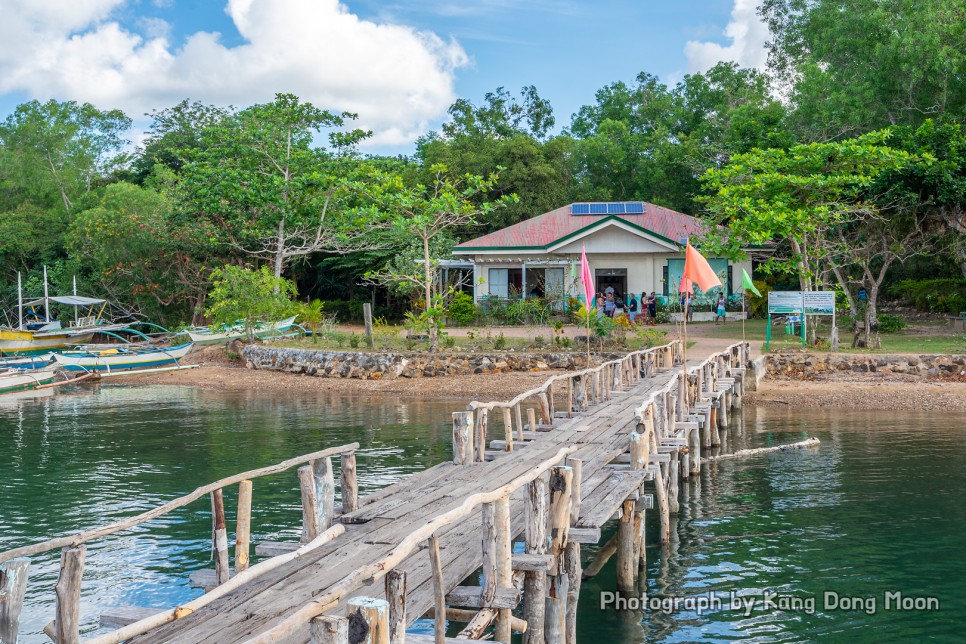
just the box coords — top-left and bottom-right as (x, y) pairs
(678, 275), (693, 294)
(683, 242), (722, 292)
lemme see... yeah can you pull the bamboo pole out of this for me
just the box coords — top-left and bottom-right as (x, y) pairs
(341, 452), (358, 513)
(347, 597), (389, 644)
(452, 411), (473, 465)
(428, 536), (445, 644)
(211, 490), (230, 585)
(55, 544), (86, 644)
(0, 443), (360, 565)
(385, 570), (406, 644)
(0, 558), (29, 644)
(309, 615), (348, 644)
(235, 480), (252, 573)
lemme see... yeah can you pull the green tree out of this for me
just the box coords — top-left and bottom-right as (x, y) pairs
(132, 99), (231, 183)
(205, 265), (298, 341)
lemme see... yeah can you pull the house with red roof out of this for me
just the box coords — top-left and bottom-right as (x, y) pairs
(452, 201), (752, 316)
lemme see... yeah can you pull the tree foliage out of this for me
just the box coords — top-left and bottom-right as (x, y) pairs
(204, 265), (298, 340)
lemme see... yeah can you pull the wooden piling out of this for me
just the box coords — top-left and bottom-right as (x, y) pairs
(235, 480), (252, 573)
(481, 502), (497, 606)
(452, 412), (473, 465)
(341, 452), (359, 513)
(629, 431), (646, 471)
(653, 468), (670, 545)
(473, 408), (488, 463)
(494, 496), (513, 642)
(309, 615), (348, 644)
(385, 570), (406, 644)
(564, 541), (581, 644)
(211, 490), (230, 585)
(567, 458), (583, 526)
(502, 407), (514, 452)
(514, 403), (524, 441)
(527, 408), (537, 433)
(347, 597), (389, 644)
(299, 466), (320, 543)
(667, 456), (680, 514)
(689, 427), (701, 475)
(538, 393), (552, 426)
(428, 536), (445, 644)
(565, 377), (574, 417)
(581, 534), (616, 580)
(545, 465), (573, 640)
(523, 475), (549, 644)
(616, 499), (636, 592)
(363, 303), (374, 350)
(0, 558), (29, 644)
(314, 457), (336, 532)
(55, 544), (86, 644)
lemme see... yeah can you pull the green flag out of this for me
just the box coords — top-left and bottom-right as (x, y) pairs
(742, 268), (762, 297)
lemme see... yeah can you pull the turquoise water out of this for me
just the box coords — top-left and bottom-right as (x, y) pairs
(1, 384), (964, 642)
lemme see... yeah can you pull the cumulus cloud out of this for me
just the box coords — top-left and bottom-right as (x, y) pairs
(683, 0), (768, 73)
(0, 0), (468, 147)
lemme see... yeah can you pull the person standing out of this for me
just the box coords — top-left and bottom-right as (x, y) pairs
(627, 293), (638, 322)
(646, 292), (657, 325)
(715, 292), (727, 325)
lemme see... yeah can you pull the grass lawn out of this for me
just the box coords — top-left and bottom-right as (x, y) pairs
(687, 318), (966, 354)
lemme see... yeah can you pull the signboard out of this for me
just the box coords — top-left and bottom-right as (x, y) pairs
(804, 291), (836, 315)
(768, 291), (802, 314)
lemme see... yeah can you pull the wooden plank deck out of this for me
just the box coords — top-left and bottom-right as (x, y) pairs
(130, 365), (685, 644)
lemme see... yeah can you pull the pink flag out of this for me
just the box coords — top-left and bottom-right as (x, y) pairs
(580, 245), (595, 308)
(678, 275), (693, 294)
(683, 242), (722, 292)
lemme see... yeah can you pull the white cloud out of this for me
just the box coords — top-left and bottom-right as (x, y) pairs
(683, 0), (768, 73)
(0, 0), (468, 147)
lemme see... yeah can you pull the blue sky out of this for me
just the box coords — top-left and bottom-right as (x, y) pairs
(0, 0), (768, 155)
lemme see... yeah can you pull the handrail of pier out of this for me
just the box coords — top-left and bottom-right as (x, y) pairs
(0, 442), (359, 563)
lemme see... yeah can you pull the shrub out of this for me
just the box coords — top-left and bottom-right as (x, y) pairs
(533, 335), (546, 348)
(494, 332), (507, 350)
(447, 292), (476, 326)
(889, 279), (966, 313)
(634, 326), (668, 348)
(442, 334), (457, 349)
(877, 313), (907, 333)
(349, 333), (360, 348)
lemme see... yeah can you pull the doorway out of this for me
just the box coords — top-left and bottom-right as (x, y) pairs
(596, 269), (627, 298)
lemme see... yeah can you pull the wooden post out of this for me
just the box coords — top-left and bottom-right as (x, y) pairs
(494, 496), (512, 642)
(452, 411), (473, 464)
(502, 407), (514, 452)
(235, 480), (253, 573)
(211, 489), (230, 585)
(514, 403), (524, 441)
(0, 558), (29, 644)
(299, 466), (320, 543)
(473, 408), (488, 463)
(546, 381), (555, 421)
(347, 597), (389, 644)
(385, 570), (407, 644)
(428, 536), (445, 644)
(314, 457), (336, 532)
(689, 427), (701, 475)
(667, 456), (680, 514)
(481, 502), (497, 606)
(341, 452), (359, 513)
(629, 431), (646, 471)
(616, 499), (636, 592)
(632, 506), (646, 576)
(564, 541), (581, 644)
(581, 534), (617, 580)
(538, 393), (551, 426)
(545, 465), (572, 640)
(55, 544), (86, 644)
(527, 407), (537, 433)
(523, 475), (549, 644)
(565, 377), (574, 417)
(363, 303), (374, 350)
(653, 468), (670, 545)
(310, 615), (348, 644)
(567, 458), (582, 526)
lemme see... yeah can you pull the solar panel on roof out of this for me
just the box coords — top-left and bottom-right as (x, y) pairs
(625, 202), (644, 214)
(571, 203), (590, 214)
(607, 203), (624, 214)
(589, 203), (608, 214)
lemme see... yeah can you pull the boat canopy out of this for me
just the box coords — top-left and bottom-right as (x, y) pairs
(23, 296), (107, 307)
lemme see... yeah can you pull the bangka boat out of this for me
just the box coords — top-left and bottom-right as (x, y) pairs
(52, 343), (194, 373)
(0, 354), (55, 370)
(0, 369), (59, 394)
(183, 316), (299, 346)
(1, 269), (141, 356)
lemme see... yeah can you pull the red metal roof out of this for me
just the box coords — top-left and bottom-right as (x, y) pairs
(454, 202), (708, 251)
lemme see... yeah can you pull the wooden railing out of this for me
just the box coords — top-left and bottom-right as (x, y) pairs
(0, 442), (360, 644)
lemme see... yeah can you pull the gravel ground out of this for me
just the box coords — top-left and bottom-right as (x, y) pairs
(749, 374), (966, 411)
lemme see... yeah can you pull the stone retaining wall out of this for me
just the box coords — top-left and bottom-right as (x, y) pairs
(241, 346), (621, 380)
(766, 352), (966, 378)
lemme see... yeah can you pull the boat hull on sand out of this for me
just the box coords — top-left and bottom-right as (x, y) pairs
(52, 344), (194, 373)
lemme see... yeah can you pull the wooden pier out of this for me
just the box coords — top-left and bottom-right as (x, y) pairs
(0, 340), (752, 644)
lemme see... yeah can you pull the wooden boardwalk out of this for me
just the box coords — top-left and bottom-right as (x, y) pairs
(0, 340), (751, 644)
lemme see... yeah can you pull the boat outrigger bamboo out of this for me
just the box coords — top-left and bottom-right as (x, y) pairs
(0, 368), (59, 394)
(52, 343), (194, 373)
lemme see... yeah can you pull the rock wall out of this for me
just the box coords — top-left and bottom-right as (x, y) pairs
(241, 346), (622, 380)
(765, 352), (966, 378)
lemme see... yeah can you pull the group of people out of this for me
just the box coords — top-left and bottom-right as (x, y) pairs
(680, 292), (729, 324)
(595, 287), (658, 325)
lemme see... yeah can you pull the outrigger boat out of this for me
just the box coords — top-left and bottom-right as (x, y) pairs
(183, 316), (300, 346)
(0, 369), (59, 394)
(52, 343), (194, 373)
(0, 269), (144, 356)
